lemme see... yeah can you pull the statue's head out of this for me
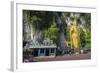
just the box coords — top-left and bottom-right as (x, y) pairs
(72, 19), (77, 26)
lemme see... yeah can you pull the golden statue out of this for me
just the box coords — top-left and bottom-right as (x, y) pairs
(70, 19), (80, 49)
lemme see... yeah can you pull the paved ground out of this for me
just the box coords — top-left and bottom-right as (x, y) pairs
(33, 53), (91, 62)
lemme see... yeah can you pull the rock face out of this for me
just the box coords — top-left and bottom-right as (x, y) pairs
(23, 11), (68, 53)
(23, 11), (32, 49)
(54, 12), (68, 53)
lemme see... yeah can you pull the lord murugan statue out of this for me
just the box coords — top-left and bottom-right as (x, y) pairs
(70, 19), (80, 49)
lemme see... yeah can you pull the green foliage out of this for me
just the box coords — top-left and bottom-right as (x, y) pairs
(44, 23), (59, 44)
(85, 31), (91, 42)
(85, 31), (91, 48)
(80, 28), (86, 48)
